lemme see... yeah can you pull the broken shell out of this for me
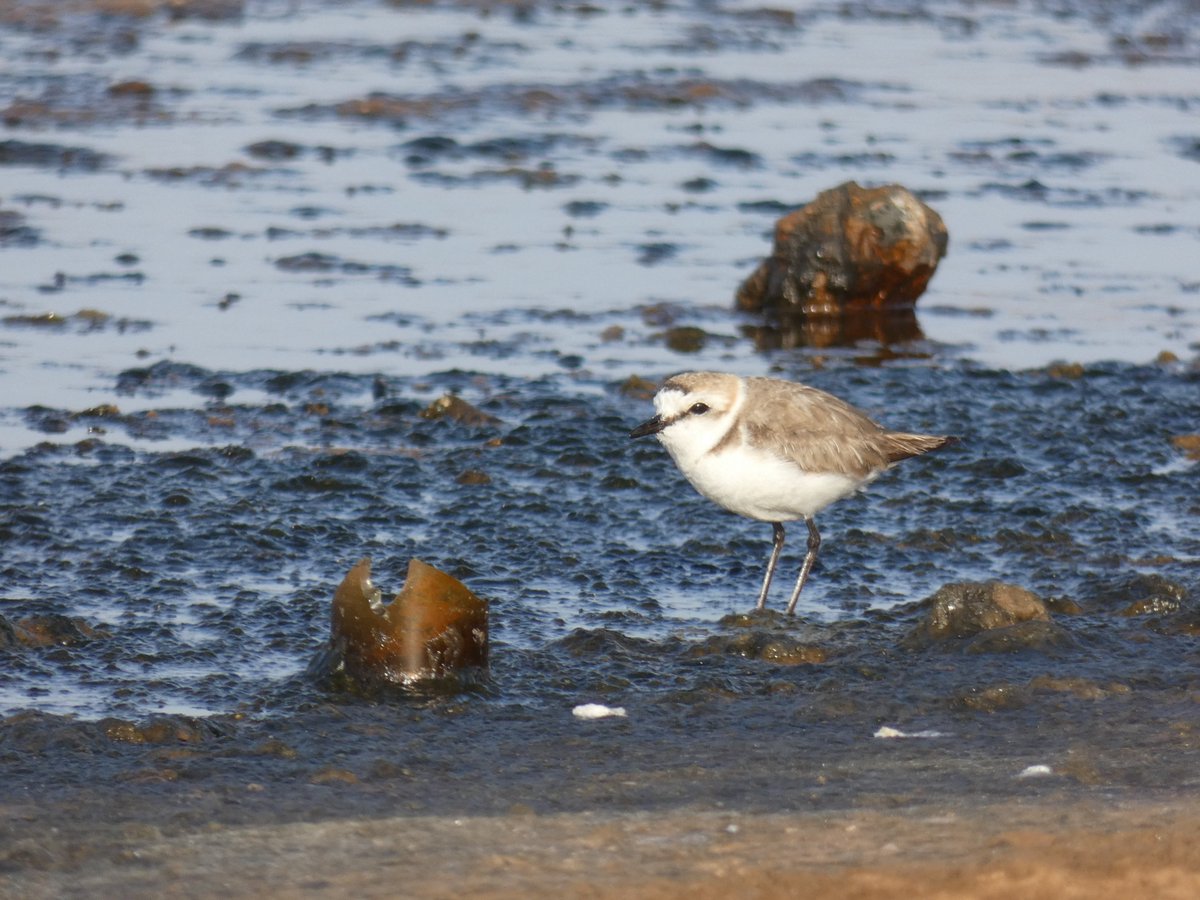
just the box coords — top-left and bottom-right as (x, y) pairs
(314, 557), (488, 690)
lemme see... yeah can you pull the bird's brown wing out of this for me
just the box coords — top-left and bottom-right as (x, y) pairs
(739, 379), (894, 478)
(740, 378), (955, 475)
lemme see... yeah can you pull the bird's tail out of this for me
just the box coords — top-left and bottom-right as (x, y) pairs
(884, 432), (958, 463)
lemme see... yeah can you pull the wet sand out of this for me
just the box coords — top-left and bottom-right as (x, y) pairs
(7, 799), (1200, 898)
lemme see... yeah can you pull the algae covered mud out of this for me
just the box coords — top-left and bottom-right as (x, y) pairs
(2, 0), (1200, 895)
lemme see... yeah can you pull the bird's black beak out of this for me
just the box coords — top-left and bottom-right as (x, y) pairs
(630, 415), (666, 439)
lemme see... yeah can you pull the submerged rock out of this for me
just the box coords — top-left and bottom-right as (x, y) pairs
(311, 557), (488, 690)
(100, 715), (226, 745)
(957, 674), (1131, 713)
(419, 394), (500, 427)
(688, 631), (828, 665)
(0, 613), (107, 648)
(901, 582), (1065, 652)
(1084, 572), (1195, 634)
(735, 181), (947, 338)
(455, 468), (492, 485)
(1171, 434), (1200, 460)
(616, 374), (658, 401)
(1086, 572), (1187, 617)
(661, 325), (708, 353)
(956, 682), (1028, 712)
(959, 619), (1074, 655)
(1029, 675), (1131, 701)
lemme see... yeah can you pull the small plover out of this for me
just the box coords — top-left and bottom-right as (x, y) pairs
(630, 371), (955, 614)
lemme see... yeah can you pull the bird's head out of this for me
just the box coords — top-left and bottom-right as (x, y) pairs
(629, 372), (742, 458)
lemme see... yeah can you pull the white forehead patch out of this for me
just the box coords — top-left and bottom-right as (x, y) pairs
(653, 384), (692, 417)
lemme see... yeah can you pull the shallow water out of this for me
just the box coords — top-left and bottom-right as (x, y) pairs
(1, 0), (1199, 855)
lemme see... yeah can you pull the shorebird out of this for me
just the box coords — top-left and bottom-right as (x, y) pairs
(630, 371), (955, 614)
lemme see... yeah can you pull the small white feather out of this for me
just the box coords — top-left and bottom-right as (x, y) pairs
(572, 703), (627, 720)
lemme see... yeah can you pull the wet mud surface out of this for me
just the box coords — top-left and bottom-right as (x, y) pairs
(1, 0), (1200, 895)
(3, 362), (1199, 895)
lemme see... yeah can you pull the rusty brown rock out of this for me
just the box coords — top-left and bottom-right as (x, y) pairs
(736, 181), (948, 321)
(318, 557), (488, 688)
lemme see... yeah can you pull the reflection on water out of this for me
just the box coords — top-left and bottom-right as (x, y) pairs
(743, 308), (925, 352)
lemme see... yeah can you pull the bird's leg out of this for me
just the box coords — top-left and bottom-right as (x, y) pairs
(755, 522), (786, 611)
(784, 518), (821, 616)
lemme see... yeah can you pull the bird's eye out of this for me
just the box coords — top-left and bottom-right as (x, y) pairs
(689, 402), (710, 415)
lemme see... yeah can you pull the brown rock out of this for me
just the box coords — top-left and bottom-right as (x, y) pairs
(108, 80), (155, 97)
(688, 631), (828, 665)
(309, 767), (359, 785)
(902, 582), (1052, 650)
(1046, 595), (1085, 616)
(961, 619), (1074, 655)
(661, 325), (708, 353)
(1046, 361), (1086, 379)
(100, 715), (216, 744)
(760, 640), (828, 665)
(455, 468), (491, 486)
(1089, 573), (1187, 616)
(957, 683), (1028, 712)
(1029, 675), (1130, 701)
(9, 613), (105, 648)
(315, 557), (488, 688)
(75, 403), (121, 418)
(617, 374), (658, 401)
(736, 181), (947, 321)
(419, 394), (500, 427)
(1171, 434), (1200, 460)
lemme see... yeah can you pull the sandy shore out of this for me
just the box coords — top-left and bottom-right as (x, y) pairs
(7, 798), (1200, 899)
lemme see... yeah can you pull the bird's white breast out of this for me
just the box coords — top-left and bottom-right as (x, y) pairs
(677, 439), (865, 522)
